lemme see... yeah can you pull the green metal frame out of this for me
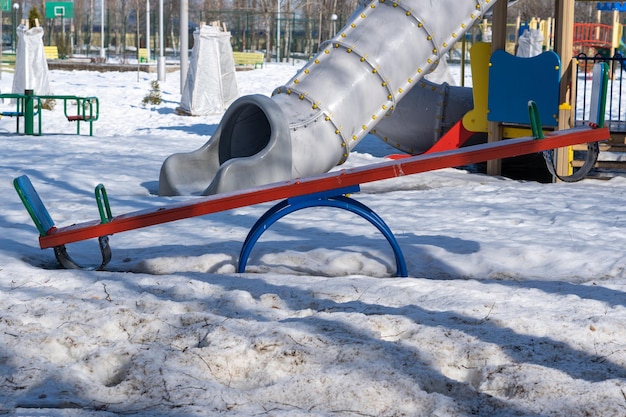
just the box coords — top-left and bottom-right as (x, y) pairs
(38, 95), (100, 136)
(0, 92), (43, 135)
(0, 93), (99, 136)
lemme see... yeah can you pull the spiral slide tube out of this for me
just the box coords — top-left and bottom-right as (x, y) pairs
(159, 0), (498, 196)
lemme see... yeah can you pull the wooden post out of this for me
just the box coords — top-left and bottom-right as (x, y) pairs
(486, 0), (508, 176)
(611, 9), (620, 66)
(554, 0), (576, 181)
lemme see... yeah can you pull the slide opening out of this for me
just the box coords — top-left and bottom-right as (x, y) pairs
(219, 104), (272, 164)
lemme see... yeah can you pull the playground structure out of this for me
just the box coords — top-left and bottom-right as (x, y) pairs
(11, 66), (611, 274)
(369, 41), (566, 168)
(160, 0), (623, 196)
(0, 91), (100, 136)
(159, 0), (502, 196)
(12, 0), (613, 274)
(472, 0), (623, 178)
(446, 2), (626, 174)
(13, 117), (610, 275)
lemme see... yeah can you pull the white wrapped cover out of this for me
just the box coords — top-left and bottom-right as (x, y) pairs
(12, 25), (52, 95)
(179, 25), (239, 116)
(516, 29), (544, 58)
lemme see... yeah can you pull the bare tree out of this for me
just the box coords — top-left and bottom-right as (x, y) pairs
(507, 0), (611, 23)
(508, 0), (554, 22)
(165, 0), (180, 51)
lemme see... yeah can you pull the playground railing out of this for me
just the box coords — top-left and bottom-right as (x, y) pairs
(573, 23), (614, 49)
(574, 53), (626, 174)
(575, 53), (625, 132)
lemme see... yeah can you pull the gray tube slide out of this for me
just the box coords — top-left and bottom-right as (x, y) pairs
(159, 0), (497, 196)
(371, 76), (474, 155)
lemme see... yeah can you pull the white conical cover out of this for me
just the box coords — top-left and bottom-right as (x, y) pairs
(179, 25), (239, 115)
(12, 25), (52, 95)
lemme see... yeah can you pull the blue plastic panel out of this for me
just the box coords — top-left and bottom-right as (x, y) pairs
(596, 2), (626, 12)
(488, 50), (561, 127)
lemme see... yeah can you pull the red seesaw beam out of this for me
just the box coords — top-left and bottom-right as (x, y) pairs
(38, 126), (608, 249)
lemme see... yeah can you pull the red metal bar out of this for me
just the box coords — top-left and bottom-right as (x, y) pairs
(38, 127), (609, 249)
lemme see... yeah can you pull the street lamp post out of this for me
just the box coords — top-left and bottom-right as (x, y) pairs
(146, 0), (150, 61)
(12, 3), (19, 52)
(11, 3), (20, 52)
(330, 13), (338, 38)
(157, 0), (165, 81)
(180, 0), (188, 92)
(276, 0), (281, 62)
(100, 0), (105, 59)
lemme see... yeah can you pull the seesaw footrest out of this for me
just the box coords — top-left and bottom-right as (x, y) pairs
(13, 175), (112, 270)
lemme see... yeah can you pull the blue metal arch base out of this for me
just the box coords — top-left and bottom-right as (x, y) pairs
(238, 186), (408, 277)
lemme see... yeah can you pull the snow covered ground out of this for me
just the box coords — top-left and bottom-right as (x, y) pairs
(0, 59), (625, 416)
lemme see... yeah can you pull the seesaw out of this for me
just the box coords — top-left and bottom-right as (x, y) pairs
(14, 107), (609, 277)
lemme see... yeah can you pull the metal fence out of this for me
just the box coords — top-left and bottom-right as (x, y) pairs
(575, 53), (625, 132)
